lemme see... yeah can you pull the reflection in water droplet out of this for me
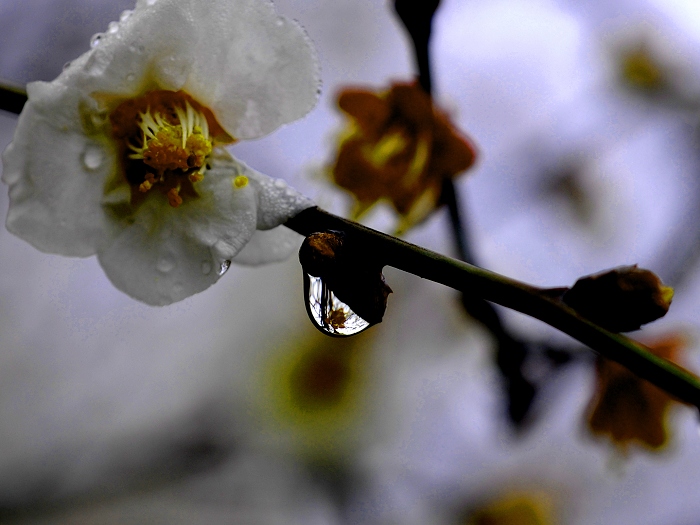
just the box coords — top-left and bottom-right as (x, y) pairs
(90, 33), (103, 48)
(218, 260), (231, 276)
(81, 145), (104, 171)
(157, 257), (175, 273)
(201, 261), (212, 275)
(304, 274), (370, 337)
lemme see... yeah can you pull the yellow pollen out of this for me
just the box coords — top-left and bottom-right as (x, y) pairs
(128, 102), (213, 175)
(233, 175), (249, 188)
(167, 187), (183, 208)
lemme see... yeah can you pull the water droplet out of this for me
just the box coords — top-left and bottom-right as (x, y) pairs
(119, 9), (132, 22)
(146, 0), (158, 6)
(63, 61), (72, 71)
(304, 274), (371, 337)
(274, 179), (287, 189)
(90, 33), (103, 48)
(81, 144), (104, 171)
(201, 261), (212, 275)
(218, 260), (231, 276)
(107, 21), (119, 34)
(126, 73), (136, 82)
(276, 18), (284, 27)
(157, 257), (175, 273)
(128, 43), (145, 54)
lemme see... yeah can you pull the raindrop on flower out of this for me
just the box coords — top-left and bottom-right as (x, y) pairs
(201, 261), (212, 275)
(90, 33), (103, 48)
(218, 260), (231, 276)
(81, 144), (104, 171)
(107, 21), (119, 34)
(157, 257), (175, 273)
(126, 73), (135, 82)
(303, 273), (371, 337)
(146, 0), (157, 5)
(119, 9), (132, 22)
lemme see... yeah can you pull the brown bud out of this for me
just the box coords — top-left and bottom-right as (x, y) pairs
(562, 265), (673, 332)
(298, 231), (345, 278)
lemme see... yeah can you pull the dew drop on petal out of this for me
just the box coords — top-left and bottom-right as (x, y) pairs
(146, 0), (157, 6)
(107, 21), (119, 34)
(126, 73), (135, 82)
(90, 33), (103, 48)
(157, 257), (175, 273)
(304, 274), (371, 337)
(276, 18), (284, 27)
(201, 261), (212, 275)
(274, 178), (287, 189)
(218, 260), (231, 276)
(81, 144), (104, 171)
(119, 9), (132, 22)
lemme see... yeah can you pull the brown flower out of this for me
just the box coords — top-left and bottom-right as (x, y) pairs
(330, 81), (476, 230)
(586, 333), (688, 453)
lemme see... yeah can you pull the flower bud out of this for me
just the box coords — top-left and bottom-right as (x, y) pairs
(562, 265), (673, 332)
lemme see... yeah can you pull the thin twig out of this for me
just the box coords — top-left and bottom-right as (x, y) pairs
(0, 80), (27, 115)
(285, 207), (700, 409)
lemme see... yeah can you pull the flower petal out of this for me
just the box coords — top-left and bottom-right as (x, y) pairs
(233, 226), (303, 266)
(65, 0), (320, 140)
(2, 81), (115, 256)
(97, 150), (259, 306)
(244, 168), (315, 230)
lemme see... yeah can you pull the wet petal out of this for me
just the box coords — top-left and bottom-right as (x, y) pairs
(232, 226), (303, 266)
(68, 0), (320, 139)
(244, 169), (315, 230)
(2, 82), (115, 257)
(97, 151), (258, 306)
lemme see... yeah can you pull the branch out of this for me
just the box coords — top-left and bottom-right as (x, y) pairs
(0, 80), (27, 115)
(286, 207), (700, 409)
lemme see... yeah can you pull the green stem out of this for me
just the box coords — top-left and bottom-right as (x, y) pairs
(286, 207), (700, 409)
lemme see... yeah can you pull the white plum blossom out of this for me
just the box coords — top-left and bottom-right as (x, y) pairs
(1, 0), (319, 305)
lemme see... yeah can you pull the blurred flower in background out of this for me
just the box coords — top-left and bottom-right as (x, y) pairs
(3, 0), (700, 524)
(329, 81), (476, 231)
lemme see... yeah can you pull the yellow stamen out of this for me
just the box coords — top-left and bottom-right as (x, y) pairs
(128, 102), (213, 175)
(233, 175), (249, 188)
(363, 131), (408, 168)
(167, 187), (183, 208)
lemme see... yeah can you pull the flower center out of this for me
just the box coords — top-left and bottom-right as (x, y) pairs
(109, 90), (234, 208)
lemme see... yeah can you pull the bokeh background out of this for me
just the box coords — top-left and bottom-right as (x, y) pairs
(2, 0), (700, 523)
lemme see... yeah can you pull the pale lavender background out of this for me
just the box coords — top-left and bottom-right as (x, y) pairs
(2, 0), (700, 523)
